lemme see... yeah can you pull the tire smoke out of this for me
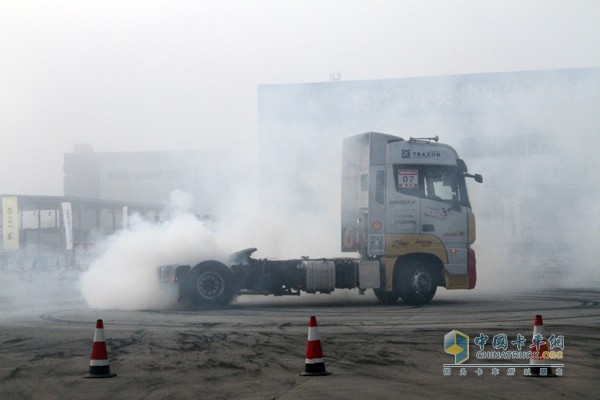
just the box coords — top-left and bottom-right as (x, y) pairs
(80, 191), (231, 310)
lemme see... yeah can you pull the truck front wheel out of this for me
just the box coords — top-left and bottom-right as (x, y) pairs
(188, 261), (238, 308)
(398, 259), (437, 305)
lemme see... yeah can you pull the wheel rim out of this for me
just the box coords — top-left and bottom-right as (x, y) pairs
(196, 271), (225, 300)
(411, 269), (432, 295)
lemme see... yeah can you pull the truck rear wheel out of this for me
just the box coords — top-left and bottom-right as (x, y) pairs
(189, 261), (238, 308)
(398, 259), (437, 305)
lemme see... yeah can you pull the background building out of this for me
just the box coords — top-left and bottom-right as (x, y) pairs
(1, 195), (163, 269)
(64, 148), (239, 216)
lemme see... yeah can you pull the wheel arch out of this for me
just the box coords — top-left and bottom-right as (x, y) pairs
(394, 253), (445, 287)
(190, 259), (231, 273)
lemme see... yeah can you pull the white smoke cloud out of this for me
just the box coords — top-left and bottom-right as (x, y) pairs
(460, 76), (600, 293)
(80, 190), (232, 310)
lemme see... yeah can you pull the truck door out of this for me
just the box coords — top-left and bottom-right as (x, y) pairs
(387, 164), (471, 275)
(419, 165), (471, 275)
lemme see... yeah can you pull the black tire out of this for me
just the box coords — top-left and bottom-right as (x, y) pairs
(188, 261), (238, 308)
(373, 288), (401, 305)
(398, 259), (437, 305)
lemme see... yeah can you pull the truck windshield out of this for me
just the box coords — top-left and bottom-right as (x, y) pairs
(394, 165), (469, 206)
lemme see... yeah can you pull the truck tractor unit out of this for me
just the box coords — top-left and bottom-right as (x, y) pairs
(159, 132), (482, 307)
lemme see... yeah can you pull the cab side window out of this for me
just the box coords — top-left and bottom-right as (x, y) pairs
(425, 167), (459, 202)
(395, 165), (467, 206)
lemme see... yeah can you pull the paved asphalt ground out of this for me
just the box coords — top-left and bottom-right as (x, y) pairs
(1, 272), (599, 399)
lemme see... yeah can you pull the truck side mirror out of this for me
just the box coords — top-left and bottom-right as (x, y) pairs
(465, 172), (483, 183)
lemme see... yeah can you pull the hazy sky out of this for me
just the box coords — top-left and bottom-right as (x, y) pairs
(1, 0), (599, 195)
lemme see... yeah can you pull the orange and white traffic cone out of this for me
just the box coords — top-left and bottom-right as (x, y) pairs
(85, 319), (117, 378)
(529, 314), (554, 377)
(300, 316), (331, 376)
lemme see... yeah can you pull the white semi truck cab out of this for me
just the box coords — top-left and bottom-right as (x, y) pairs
(341, 132), (482, 304)
(160, 132), (482, 307)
